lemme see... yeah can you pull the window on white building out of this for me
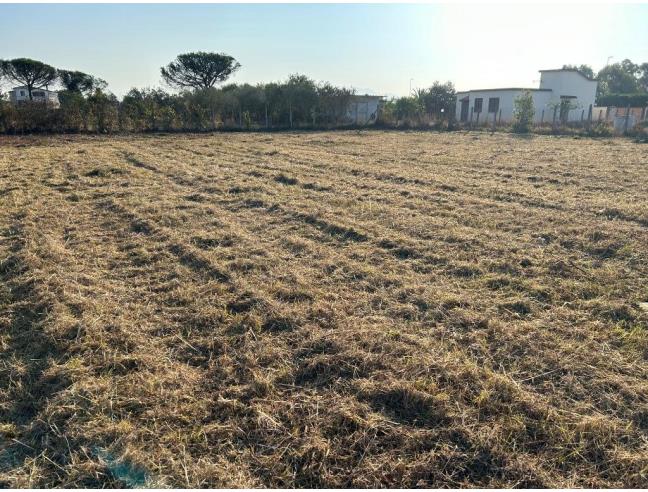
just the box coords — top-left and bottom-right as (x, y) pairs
(474, 98), (483, 113)
(488, 97), (500, 113)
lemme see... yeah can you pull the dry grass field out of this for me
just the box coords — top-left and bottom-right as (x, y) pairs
(0, 130), (647, 487)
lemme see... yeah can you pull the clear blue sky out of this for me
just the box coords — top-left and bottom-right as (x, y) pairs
(1, 3), (647, 98)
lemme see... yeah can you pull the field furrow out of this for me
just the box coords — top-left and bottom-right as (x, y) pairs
(0, 131), (647, 487)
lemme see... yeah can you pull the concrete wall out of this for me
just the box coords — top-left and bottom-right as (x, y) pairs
(455, 90), (552, 124)
(455, 70), (598, 124)
(539, 71), (597, 122)
(347, 97), (381, 125)
(9, 88), (60, 108)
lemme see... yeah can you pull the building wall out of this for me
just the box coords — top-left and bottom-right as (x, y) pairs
(455, 90), (552, 124)
(9, 88), (28, 103)
(347, 97), (381, 125)
(455, 70), (599, 124)
(9, 88), (60, 108)
(539, 71), (597, 122)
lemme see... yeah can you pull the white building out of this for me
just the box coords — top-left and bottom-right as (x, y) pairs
(455, 69), (597, 124)
(347, 95), (383, 125)
(9, 86), (60, 108)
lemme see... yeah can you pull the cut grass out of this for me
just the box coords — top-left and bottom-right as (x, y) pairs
(0, 131), (647, 487)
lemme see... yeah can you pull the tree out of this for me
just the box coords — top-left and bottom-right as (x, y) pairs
(161, 52), (241, 90)
(58, 69), (107, 94)
(512, 91), (535, 133)
(562, 64), (595, 79)
(264, 82), (285, 126)
(414, 81), (456, 120)
(317, 82), (354, 125)
(282, 74), (318, 127)
(637, 63), (648, 92)
(0, 58), (58, 100)
(393, 97), (423, 122)
(620, 59), (640, 78)
(87, 89), (118, 133)
(596, 60), (641, 98)
(58, 90), (90, 132)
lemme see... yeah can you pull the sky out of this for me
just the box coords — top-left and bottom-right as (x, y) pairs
(1, 3), (647, 98)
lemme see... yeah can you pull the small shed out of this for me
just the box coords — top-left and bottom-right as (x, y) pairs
(347, 95), (383, 125)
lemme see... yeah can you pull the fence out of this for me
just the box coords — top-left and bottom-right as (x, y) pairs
(459, 103), (648, 135)
(593, 106), (648, 133)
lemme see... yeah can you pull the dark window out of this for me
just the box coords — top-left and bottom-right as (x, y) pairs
(32, 91), (45, 97)
(20, 90), (25, 96)
(474, 98), (483, 113)
(488, 97), (500, 113)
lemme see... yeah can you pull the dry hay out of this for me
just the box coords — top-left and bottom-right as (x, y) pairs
(0, 131), (647, 487)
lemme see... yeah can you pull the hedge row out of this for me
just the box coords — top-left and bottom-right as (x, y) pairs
(598, 93), (648, 107)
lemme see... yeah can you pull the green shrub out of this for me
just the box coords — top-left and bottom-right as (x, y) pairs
(598, 93), (648, 107)
(512, 91), (535, 133)
(587, 121), (613, 137)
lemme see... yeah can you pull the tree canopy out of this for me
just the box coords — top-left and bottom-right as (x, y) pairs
(413, 81), (456, 117)
(564, 59), (648, 101)
(58, 69), (107, 94)
(597, 63), (640, 95)
(562, 64), (595, 79)
(0, 58), (58, 99)
(161, 52), (241, 90)
(595, 59), (648, 98)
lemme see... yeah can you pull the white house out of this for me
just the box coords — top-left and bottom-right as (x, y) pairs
(347, 95), (383, 125)
(9, 86), (60, 108)
(455, 69), (597, 124)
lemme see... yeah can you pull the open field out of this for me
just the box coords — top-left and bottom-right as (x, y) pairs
(0, 131), (647, 487)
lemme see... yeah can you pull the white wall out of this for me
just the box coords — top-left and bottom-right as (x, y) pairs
(455, 90), (553, 124)
(455, 70), (598, 124)
(9, 88), (60, 107)
(539, 71), (597, 122)
(347, 98), (381, 125)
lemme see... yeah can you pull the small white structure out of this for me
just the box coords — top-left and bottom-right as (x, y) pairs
(347, 95), (383, 125)
(9, 86), (60, 108)
(455, 69), (597, 124)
